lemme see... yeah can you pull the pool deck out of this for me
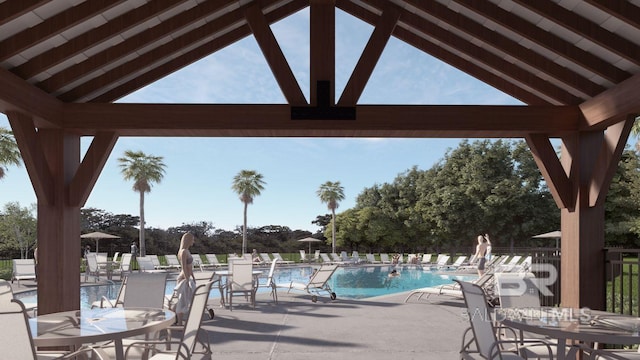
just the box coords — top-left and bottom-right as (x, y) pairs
(11, 274), (470, 359)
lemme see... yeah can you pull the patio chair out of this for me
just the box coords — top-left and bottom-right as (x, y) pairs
(164, 254), (182, 270)
(202, 254), (223, 269)
(256, 258), (278, 304)
(420, 253), (433, 265)
(404, 271), (496, 303)
(299, 249), (307, 262)
(93, 272), (168, 309)
(117, 253), (132, 277)
(148, 254), (162, 269)
(379, 253), (391, 264)
(137, 256), (165, 272)
(259, 253), (272, 264)
(445, 255), (467, 269)
(112, 251), (120, 263)
(84, 253), (108, 281)
(365, 253), (381, 264)
(11, 259), (37, 287)
(456, 279), (553, 360)
(280, 264), (338, 302)
(124, 281), (214, 360)
(227, 260), (257, 310)
(320, 253), (334, 264)
(2, 299), (107, 360)
(272, 253), (294, 265)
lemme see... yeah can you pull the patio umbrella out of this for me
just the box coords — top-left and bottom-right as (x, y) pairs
(81, 231), (120, 253)
(297, 237), (323, 255)
(532, 230), (561, 248)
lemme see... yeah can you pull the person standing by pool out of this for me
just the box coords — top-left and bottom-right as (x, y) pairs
(474, 235), (489, 276)
(174, 232), (196, 325)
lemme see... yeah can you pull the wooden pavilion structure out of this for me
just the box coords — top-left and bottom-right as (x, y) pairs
(1, 0), (639, 315)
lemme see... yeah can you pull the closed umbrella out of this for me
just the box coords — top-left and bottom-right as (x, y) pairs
(81, 231), (120, 253)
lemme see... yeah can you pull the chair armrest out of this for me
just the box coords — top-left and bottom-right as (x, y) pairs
(124, 339), (191, 359)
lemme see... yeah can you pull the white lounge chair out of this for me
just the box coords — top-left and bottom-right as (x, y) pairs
(420, 253), (433, 265)
(11, 259), (36, 287)
(320, 253), (334, 264)
(202, 254), (223, 269)
(279, 264), (338, 302)
(380, 253), (391, 264)
(404, 271), (495, 303)
(272, 253), (294, 265)
(84, 253), (108, 281)
(164, 254), (182, 270)
(365, 253), (381, 264)
(445, 255), (467, 269)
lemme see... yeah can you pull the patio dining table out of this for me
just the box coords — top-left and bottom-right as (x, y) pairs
(30, 307), (174, 360)
(496, 307), (640, 360)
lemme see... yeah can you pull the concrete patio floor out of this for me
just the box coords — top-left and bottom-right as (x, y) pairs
(11, 275), (470, 359)
(201, 290), (468, 360)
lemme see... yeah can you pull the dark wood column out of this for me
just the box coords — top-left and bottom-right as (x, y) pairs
(8, 111), (117, 314)
(528, 116), (633, 310)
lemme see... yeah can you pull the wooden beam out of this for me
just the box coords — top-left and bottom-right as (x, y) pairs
(0, 0), (124, 62)
(513, 0), (640, 67)
(5, 111), (54, 204)
(338, 2), (401, 106)
(13, 0), (190, 80)
(589, 116), (635, 207)
(0, 67), (63, 127)
(525, 134), (574, 210)
(37, 0), (242, 93)
(585, 0), (640, 28)
(310, 0), (335, 106)
(68, 131), (118, 207)
(245, 3), (307, 105)
(452, 0), (630, 84)
(0, 0), (50, 26)
(62, 103), (580, 137)
(579, 73), (640, 129)
(404, 0), (605, 98)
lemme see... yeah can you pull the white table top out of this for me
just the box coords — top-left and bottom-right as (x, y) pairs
(31, 307), (174, 349)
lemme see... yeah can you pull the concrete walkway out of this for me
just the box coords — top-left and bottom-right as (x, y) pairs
(11, 275), (470, 359)
(202, 291), (468, 360)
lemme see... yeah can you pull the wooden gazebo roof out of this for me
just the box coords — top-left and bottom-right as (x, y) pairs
(1, 0), (639, 137)
(1, 0), (640, 314)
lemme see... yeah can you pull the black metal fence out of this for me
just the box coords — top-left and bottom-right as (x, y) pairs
(604, 248), (640, 316)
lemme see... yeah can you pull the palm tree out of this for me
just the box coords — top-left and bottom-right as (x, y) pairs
(317, 181), (345, 254)
(118, 150), (166, 257)
(231, 170), (266, 255)
(0, 127), (22, 179)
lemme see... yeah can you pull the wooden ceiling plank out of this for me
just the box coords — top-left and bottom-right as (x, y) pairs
(338, 0), (550, 105)
(13, 0), (190, 80)
(403, 0), (605, 98)
(338, 2), (401, 106)
(37, 0), (243, 93)
(245, 3), (307, 105)
(58, 6), (250, 102)
(512, 0), (640, 67)
(0, 67), (62, 127)
(5, 111), (54, 204)
(68, 131), (118, 207)
(452, 0), (631, 84)
(395, 8), (582, 105)
(88, 0), (308, 103)
(310, 0), (335, 106)
(0, 0), (124, 62)
(62, 102), (579, 137)
(589, 116), (634, 207)
(579, 73), (640, 129)
(0, 0), (51, 26)
(585, 0), (640, 28)
(526, 133), (574, 209)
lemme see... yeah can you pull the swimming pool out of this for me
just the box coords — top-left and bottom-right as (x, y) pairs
(14, 265), (476, 308)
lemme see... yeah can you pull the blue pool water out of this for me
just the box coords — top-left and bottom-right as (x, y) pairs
(15, 265), (476, 308)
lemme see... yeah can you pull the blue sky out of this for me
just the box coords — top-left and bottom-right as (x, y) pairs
(0, 8), (523, 233)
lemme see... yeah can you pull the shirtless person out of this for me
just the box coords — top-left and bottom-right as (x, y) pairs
(474, 235), (489, 276)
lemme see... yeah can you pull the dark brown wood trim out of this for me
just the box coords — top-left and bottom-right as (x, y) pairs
(5, 111), (54, 204)
(579, 73), (640, 129)
(245, 3), (307, 105)
(338, 2), (400, 106)
(68, 132), (118, 207)
(0, 0), (49, 26)
(526, 134), (574, 210)
(585, 0), (640, 28)
(310, 0), (336, 107)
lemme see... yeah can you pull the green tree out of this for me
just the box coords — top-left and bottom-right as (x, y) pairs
(0, 127), (21, 179)
(118, 150), (166, 257)
(231, 170), (266, 254)
(317, 181), (345, 253)
(0, 202), (36, 258)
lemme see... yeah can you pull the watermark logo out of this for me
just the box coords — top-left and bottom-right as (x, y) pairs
(497, 263), (558, 296)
